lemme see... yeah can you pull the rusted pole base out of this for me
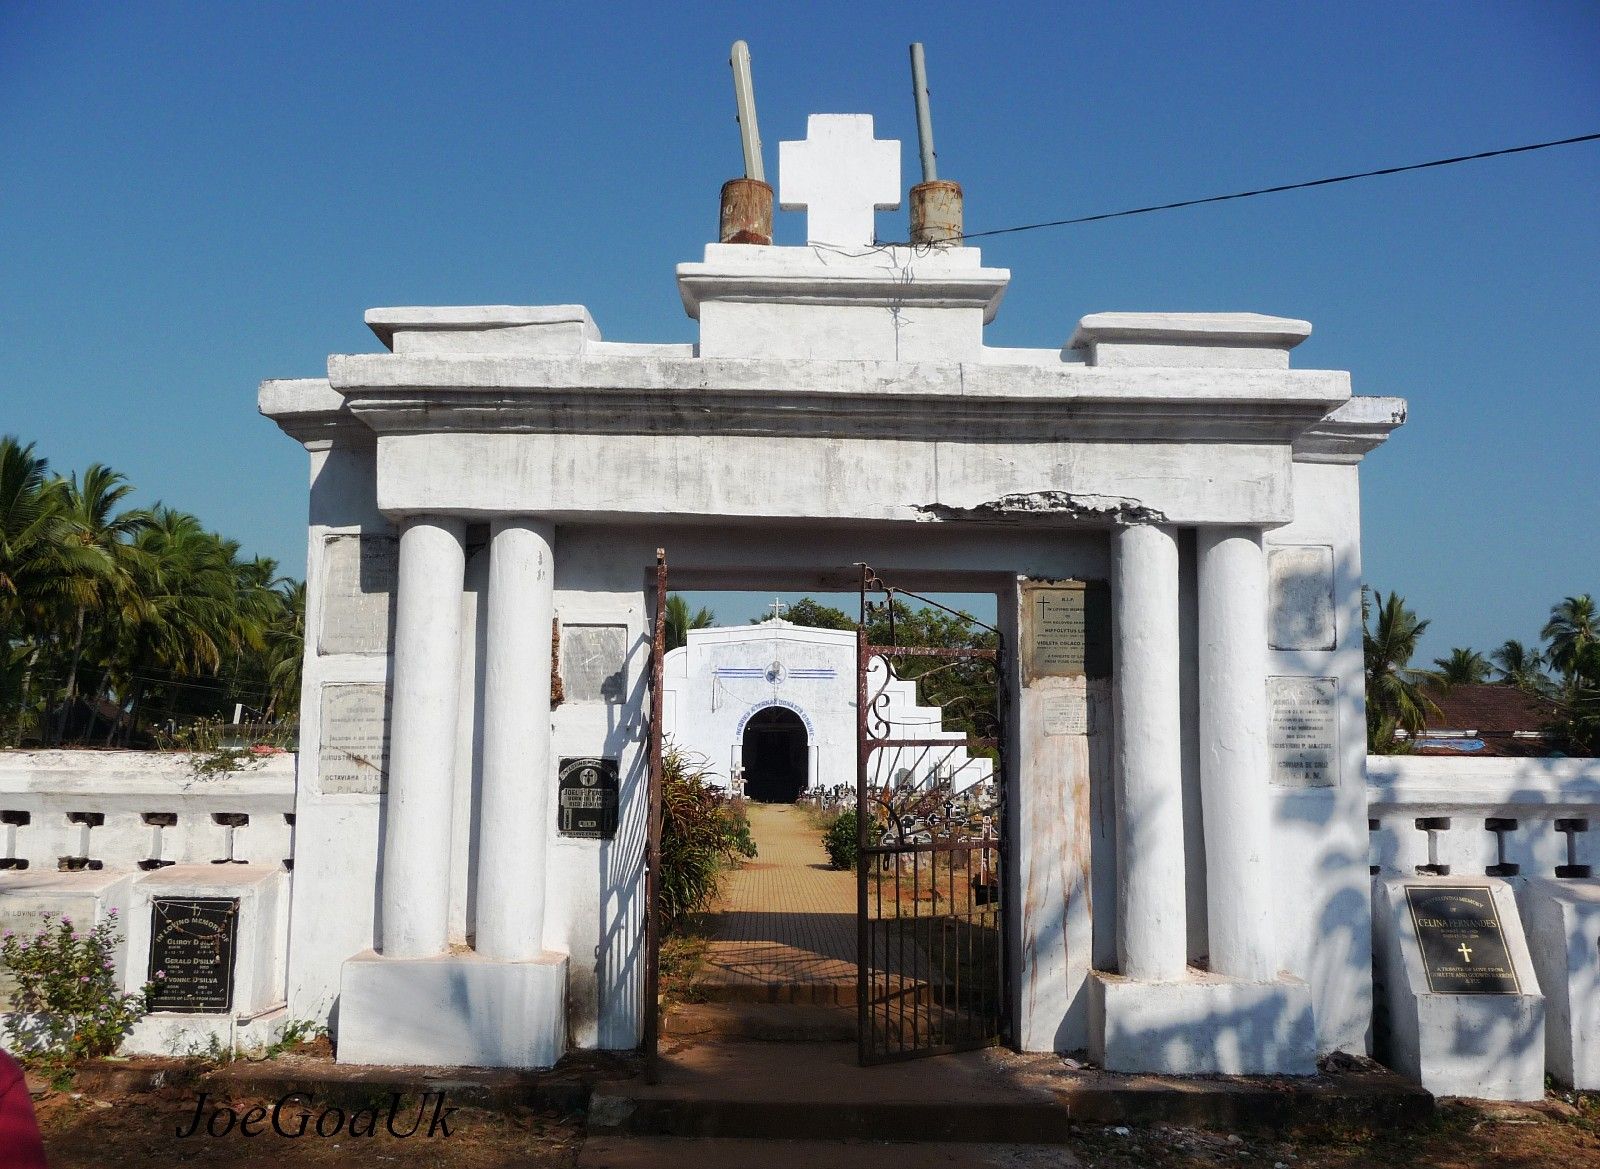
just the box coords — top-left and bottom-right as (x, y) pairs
(719, 178), (774, 245)
(909, 179), (963, 246)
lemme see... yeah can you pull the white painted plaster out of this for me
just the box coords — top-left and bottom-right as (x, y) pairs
(338, 950), (566, 1068)
(382, 517), (466, 957)
(1196, 527), (1277, 981)
(778, 114), (900, 248)
(1110, 524), (1187, 981)
(1524, 880), (1600, 1089)
(477, 519), (555, 961)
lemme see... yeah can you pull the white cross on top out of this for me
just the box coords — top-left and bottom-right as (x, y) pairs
(779, 114), (901, 248)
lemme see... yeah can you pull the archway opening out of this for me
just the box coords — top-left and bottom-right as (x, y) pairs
(740, 705), (809, 803)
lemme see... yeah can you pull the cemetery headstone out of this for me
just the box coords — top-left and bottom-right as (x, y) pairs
(147, 897), (239, 1013)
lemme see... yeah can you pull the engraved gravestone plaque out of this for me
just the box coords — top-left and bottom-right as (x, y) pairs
(318, 683), (390, 795)
(558, 757), (619, 839)
(1269, 676), (1339, 787)
(1023, 581), (1111, 681)
(318, 532), (397, 655)
(1405, 885), (1521, 994)
(147, 897), (239, 1013)
(561, 625), (629, 703)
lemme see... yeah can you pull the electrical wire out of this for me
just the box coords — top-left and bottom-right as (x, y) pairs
(941, 132), (1600, 243)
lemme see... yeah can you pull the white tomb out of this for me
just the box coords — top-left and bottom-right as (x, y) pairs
(1524, 879), (1600, 1090)
(258, 111), (1406, 1071)
(1373, 877), (1545, 1100)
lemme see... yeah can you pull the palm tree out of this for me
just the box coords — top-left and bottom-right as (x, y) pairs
(1363, 589), (1440, 752)
(51, 464), (150, 739)
(1490, 639), (1549, 693)
(1542, 595), (1598, 679)
(664, 594), (714, 651)
(1432, 647), (1491, 687)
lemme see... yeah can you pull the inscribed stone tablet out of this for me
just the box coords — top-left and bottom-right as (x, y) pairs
(1268, 545), (1335, 650)
(318, 532), (397, 655)
(1022, 581), (1111, 680)
(1042, 693), (1090, 736)
(0, 910), (53, 1008)
(561, 624), (629, 703)
(1405, 885), (1521, 994)
(1269, 676), (1338, 787)
(318, 683), (390, 795)
(147, 897), (239, 1013)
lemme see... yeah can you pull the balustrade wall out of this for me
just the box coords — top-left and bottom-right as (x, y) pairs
(0, 751), (295, 872)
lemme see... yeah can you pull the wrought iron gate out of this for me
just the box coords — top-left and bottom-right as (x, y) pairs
(643, 549), (667, 1081)
(856, 565), (1006, 1063)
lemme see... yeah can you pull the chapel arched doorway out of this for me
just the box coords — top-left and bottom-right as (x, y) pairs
(740, 705), (809, 803)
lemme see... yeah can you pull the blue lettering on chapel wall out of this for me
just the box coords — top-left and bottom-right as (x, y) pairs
(734, 700), (817, 740)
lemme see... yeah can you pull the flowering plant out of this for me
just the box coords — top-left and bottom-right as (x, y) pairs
(1, 910), (151, 1072)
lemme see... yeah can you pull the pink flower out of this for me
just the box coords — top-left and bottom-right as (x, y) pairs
(106, 908), (118, 917)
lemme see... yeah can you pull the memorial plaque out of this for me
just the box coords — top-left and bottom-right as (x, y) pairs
(558, 757), (620, 840)
(1405, 885), (1521, 994)
(318, 683), (390, 795)
(1023, 581), (1111, 681)
(147, 897), (239, 1013)
(1268, 545), (1335, 651)
(1269, 676), (1339, 787)
(318, 532), (397, 655)
(1042, 692), (1090, 736)
(560, 624), (629, 703)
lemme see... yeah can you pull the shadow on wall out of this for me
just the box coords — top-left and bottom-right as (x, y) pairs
(595, 631), (651, 1051)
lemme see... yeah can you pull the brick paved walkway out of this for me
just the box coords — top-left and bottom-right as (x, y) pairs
(696, 804), (859, 998)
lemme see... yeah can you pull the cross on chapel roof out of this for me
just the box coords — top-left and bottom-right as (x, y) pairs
(778, 114), (901, 249)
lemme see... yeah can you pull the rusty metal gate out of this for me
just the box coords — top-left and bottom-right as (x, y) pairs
(643, 549), (667, 1081)
(856, 565), (1006, 1063)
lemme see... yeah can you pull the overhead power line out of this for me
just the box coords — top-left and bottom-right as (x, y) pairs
(956, 132), (1600, 242)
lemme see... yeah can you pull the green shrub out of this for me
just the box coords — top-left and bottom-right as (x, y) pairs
(659, 746), (757, 934)
(1, 911), (151, 1076)
(824, 809), (859, 871)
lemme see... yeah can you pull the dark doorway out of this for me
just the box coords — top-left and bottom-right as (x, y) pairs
(741, 706), (808, 802)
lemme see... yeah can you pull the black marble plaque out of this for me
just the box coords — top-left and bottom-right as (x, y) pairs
(147, 898), (239, 1013)
(558, 757), (619, 840)
(1405, 885), (1521, 995)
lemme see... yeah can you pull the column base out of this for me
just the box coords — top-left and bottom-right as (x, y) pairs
(1089, 969), (1316, 1075)
(337, 950), (567, 1068)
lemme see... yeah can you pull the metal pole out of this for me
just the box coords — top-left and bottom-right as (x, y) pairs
(730, 40), (765, 183)
(909, 43), (937, 183)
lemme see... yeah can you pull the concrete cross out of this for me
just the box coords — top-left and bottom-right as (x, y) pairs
(779, 114), (901, 248)
(768, 598), (789, 621)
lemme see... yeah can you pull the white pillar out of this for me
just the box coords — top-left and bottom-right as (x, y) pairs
(1111, 523), (1188, 981)
(476, 518), (556, 961)
(382, 516), (466, 958)
(1196, 527), (1277, 981)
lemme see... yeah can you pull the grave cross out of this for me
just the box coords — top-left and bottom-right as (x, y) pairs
(1457, 942), (1474, 964)
(768, 598), (789, 621)
(779, 114), (901, 248)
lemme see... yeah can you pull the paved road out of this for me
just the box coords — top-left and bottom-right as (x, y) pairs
(696, 803), (858, 995)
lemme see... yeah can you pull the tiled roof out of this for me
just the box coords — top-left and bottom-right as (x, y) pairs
(1421, 683), (1557, 735)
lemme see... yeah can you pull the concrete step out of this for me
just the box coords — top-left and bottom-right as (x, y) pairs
(577, 1135), (1084, 1167)
(593, 1041), (1433, 1142)
(662, 1001), (858, 1042)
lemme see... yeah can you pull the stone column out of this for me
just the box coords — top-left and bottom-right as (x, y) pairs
(1110, 523), (1187, 980)
(1196, 527), (1277, 981)
(475, 518), (556, 961)
(381, 516), (466, 958)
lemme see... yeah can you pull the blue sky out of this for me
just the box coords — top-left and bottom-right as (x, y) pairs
(2, 2), (1595, 666)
